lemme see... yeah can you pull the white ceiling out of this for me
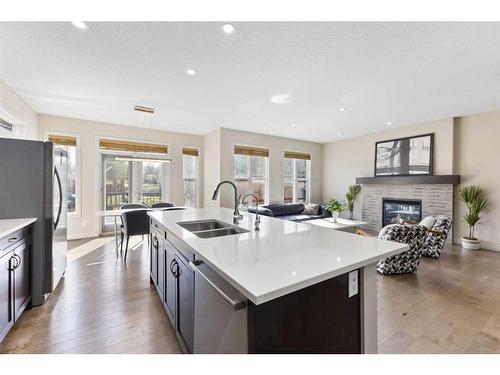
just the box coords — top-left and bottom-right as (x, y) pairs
(1, 22), (499, 143)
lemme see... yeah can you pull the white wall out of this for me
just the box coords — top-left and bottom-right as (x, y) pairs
(38, 114), (204, 239)
(203, 128), (221, 208)
(209, 127), (323, 209)
(0, 79), (38, 140)
(322, 118), (454, 202)
(453, 111), (500, 250)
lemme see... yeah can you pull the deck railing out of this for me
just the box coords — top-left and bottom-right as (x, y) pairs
(105, 191), (162, 210)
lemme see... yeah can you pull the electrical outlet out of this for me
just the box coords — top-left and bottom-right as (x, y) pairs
(348, 270), (358, 298)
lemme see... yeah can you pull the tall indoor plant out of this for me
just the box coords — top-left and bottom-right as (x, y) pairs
(459, 185), (488, 250)
(326, 198), (345, 222)
(345, 184), (361, 220)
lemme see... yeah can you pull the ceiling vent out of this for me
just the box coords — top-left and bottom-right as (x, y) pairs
(0, 117), (14, 132)
(134, 105), (155, 114)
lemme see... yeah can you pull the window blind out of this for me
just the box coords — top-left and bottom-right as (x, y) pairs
(234, 145), (269, 158)
(48, 134), (77, 147)
(182, 147), (199, 157)
(99, 139), (168, 155)
(284, 151), (311, 160)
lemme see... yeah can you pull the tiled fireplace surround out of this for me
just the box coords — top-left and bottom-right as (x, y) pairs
(359, 184), (454, 242)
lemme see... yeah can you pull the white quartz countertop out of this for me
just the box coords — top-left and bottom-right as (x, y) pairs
(0, 218), (36, 239)
(148, 208), (408, 305)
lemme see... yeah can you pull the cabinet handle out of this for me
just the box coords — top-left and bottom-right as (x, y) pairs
(152, 236), (159, 249)
(14, 254), (21, 269)
(9, 256), (18, 271)
(171, 260), (179, 278)
(8, 237), (18, 243)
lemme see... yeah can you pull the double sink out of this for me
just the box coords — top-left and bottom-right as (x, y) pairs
(177, 219), (250, 238)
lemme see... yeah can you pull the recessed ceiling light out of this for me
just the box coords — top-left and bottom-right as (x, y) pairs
(339, 108), (346, 112)
(71, 21), (87, 29)
(270, 92), (292, 105)
(291, 123), (296, 128)
(222, 23), (235, 34)
(337, 132), (343, 136)
(386, 121), (392, 125)
(185, 69), (196, 76)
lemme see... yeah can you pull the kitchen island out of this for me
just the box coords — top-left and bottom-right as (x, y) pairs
(147, 207), (407, 354)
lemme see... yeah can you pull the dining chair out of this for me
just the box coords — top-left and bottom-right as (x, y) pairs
(120, 209), (150, 261)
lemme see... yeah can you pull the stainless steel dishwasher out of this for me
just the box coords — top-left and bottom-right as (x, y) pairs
(189, 260), (248, 353)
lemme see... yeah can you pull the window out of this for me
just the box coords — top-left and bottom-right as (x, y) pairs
(48, 134), (78, 214)
(182, 147), (199, 207)
(233, 145), (269, 205)
(283, 151), (311, 204)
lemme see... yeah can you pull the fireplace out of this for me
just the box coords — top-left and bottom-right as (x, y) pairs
(382, 198), (422, 227)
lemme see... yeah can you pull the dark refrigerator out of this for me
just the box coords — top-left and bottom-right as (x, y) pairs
(0, 138), (68, 306)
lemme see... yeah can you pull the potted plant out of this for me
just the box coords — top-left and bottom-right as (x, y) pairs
(326, 198), (345, 222)
(345, 184), (361, 220)
(459, 185), (488, 250)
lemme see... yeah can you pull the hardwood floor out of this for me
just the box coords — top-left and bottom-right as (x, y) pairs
(0, 237), (182, 354)
(378, 245), (500, 353)
(1, 235), (500, 354)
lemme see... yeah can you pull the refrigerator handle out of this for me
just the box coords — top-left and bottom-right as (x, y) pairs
(54, 166), (63, 230)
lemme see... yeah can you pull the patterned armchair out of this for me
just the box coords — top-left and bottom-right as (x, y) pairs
(422, 215), (452, 258)
(376, 224), (428, 275)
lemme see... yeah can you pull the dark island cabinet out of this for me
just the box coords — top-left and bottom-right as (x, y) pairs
(150, 230), (159, 285)
(150, 218), (194, 353)
(164, 240), (177, 323)
(175, 254), (194, 353)
(0, 224), (32, 343)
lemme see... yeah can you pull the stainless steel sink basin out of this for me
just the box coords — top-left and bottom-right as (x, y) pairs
(177, 219), (250, 238)
(195, 227), (249, 239)
(178, 219), (231, 232)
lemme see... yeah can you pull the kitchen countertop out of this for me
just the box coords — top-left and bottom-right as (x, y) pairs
(148, 208), (408, 305)
(0, 218), (37, 239)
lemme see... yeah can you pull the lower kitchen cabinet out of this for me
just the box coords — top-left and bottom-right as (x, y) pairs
(0, 250), (14, 342)
(176, 254), (194, 353)
(164, 241), (177, 323)
(150, 218), (194, 353)
(0, 225), (32, 343)
(14, 241), (31, 321)
(157, 240), (165, 299)
(150, 232), (159, 285)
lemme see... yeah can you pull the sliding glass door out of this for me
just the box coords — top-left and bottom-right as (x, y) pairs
(101, 154), (167, 233)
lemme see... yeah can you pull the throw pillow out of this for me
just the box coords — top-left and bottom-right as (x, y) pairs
(302, 203), (320, 215)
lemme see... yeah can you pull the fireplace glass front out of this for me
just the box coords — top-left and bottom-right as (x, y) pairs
(382, 199), (422, 227)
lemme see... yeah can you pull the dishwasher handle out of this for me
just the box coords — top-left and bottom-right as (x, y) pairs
(189, 260), (247, 311)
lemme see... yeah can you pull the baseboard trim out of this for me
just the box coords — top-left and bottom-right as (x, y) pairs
(452, 239), (500, 252)
(480, 241), (500, 252)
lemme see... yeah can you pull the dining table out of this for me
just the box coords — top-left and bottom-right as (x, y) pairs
(97, 206), (189, 251)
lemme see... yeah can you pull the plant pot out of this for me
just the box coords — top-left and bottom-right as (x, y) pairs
(331, 212), (339, 222)
(462, 237), (480, 250)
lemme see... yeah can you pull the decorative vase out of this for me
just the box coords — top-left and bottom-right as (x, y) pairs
(331, 212), (339, 222)
(462, 237), (480, 250)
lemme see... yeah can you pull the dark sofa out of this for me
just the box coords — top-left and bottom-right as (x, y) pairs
(247, 203), (331, 223)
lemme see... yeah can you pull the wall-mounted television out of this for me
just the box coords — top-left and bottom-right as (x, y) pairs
(374, 133), (434, 176)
